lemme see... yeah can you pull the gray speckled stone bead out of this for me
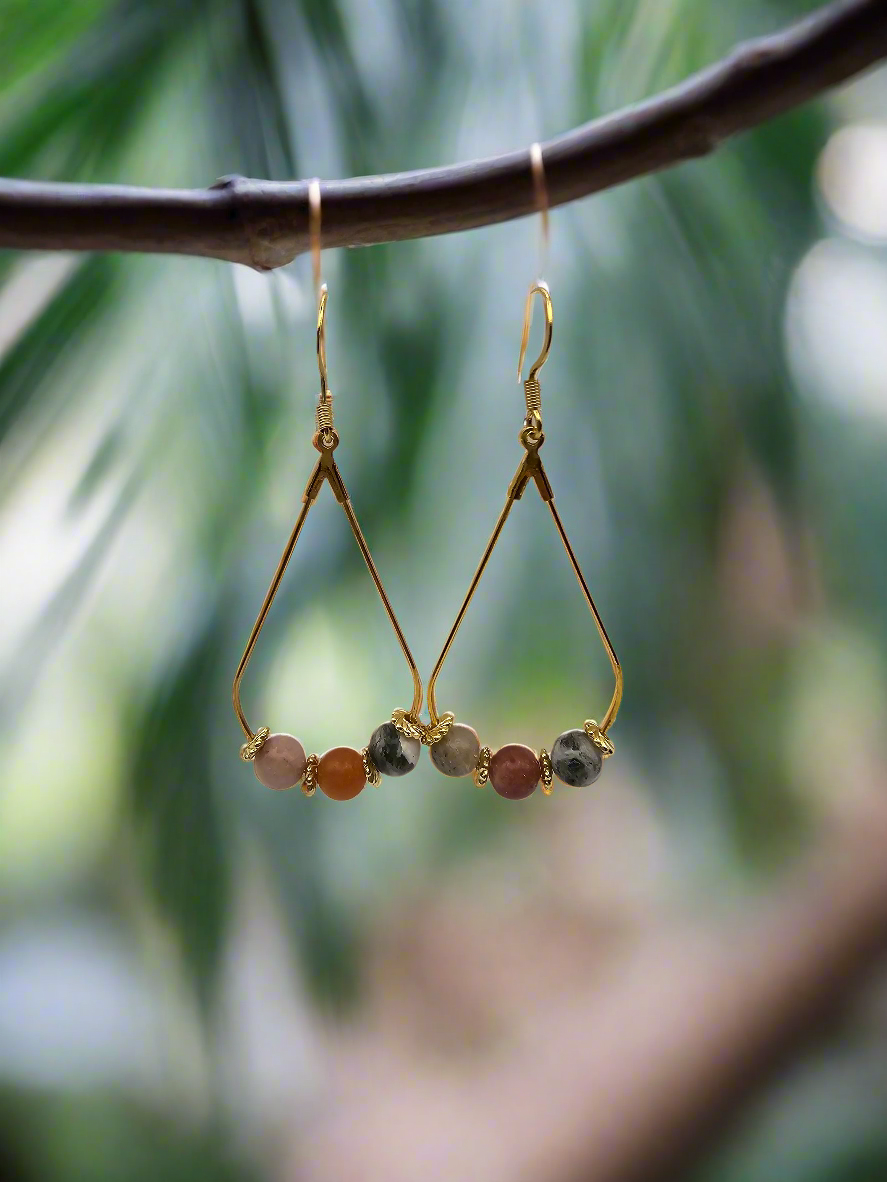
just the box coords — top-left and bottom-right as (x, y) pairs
(368, 721), (421, 777)
(550, 728), (603, 788)
(430, 723), (481, 778)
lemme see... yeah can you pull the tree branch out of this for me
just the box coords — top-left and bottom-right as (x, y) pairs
(2, 0), (886, 270)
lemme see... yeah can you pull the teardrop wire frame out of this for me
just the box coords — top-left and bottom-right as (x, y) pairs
(232, 204), (422, 743)
(425, 460), (623, 733)
(426, 292), (623, 736)
(233, 443), (424, 742)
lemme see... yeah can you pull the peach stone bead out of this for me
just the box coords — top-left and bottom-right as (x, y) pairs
(489, 744), (540, 800)
(254, 733), (307, 791)
(318, 746), (367, 801)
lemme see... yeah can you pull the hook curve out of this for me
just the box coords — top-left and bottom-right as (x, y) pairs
(316, 281), (329, 400)
(517, 280), (553, 385)
(308, 177), (331, 412)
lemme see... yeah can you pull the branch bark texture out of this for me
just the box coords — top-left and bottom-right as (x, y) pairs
(1, 0), (886, 270)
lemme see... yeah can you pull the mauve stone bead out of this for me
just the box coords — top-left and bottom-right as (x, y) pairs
(430, 723), (481, 778)
(489, 744), (540, 800)
(368, 721), (421, 777)
(550, 728), (603, 788)
(318, 746), (366, 801)
(254, 733), (307, 791)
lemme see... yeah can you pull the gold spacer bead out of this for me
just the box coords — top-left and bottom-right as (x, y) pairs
(301, 753), (319, 797)
(361, 747), (381, 788)
(391, 709), (426, 743)
(474, 746), (492, 789)
(423, 712), (455, 746)
(584, 720), (615, 759)
(539, 749), (553, 795)
(240, 726), (270, 761)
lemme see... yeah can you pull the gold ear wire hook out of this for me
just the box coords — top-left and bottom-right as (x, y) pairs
(316, 284), (329, 401)
(517, 143), (552, 429)
(427, 141), (623, 744)
(308, 178), (333, 438)
(517, 281), (553, 386)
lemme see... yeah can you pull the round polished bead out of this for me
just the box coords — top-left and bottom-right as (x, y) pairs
(489, 744), (540, 800)
(318, 747), (367, 801)
(430, 723), (481, 778)
(550, 728), (603, 787)
(254, 733), (307, 791)
(368, 721), (420, 777)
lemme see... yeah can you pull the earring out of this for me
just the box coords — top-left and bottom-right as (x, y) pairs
(232, 179), (424, 801)
(425, 144), (623, 800)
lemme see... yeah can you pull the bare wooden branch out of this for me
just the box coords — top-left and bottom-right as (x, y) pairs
(1, 0), (886, 270)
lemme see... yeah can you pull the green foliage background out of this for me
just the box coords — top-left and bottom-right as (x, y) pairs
(1, 1), (887, 1179)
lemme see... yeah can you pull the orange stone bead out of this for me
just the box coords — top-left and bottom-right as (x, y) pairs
(318, 746), (367, 801)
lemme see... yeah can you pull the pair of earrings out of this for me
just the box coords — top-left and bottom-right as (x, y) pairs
(232, 147), (622, 802)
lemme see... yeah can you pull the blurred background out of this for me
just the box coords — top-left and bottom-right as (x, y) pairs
(2, 0), (887, 1179)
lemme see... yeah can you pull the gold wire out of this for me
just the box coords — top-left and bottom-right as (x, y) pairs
(316, 285), (331, 416)
(516, 143), (552, 413)
(309, 178), (331, 417)
(517, 285), (552, 399)
(231, 442), (424, 741)
(474, 746), (491, 788)
(426, 263), (623, 739)
(424, 433), (622, 734)
(232, 495), (311, 741)
(232, 185), (423, 744)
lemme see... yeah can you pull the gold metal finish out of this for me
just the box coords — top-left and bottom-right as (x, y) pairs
(425, 425), (622, 736)
(314, 284), (332, 431)
(517, 283), (552, 440)
(421, 711), (455, 746)
(391, 707), (454, 746)
(584, 719), (615, 759)
(240, 726), (270, 762)
(232, 178), (422, 749)
(309, 178), (334, 444)
(539, 749), (553, 795)
(390, 708), (425, 742)
(232, 429), (423, 743)
(474, 746), (491, 788)
(301, 754), (319, 797)
(427, 153), (622, 743)
(517, 283), (552, 391)
(517, 145), (553, 431)
(361, 747), (382, 787)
